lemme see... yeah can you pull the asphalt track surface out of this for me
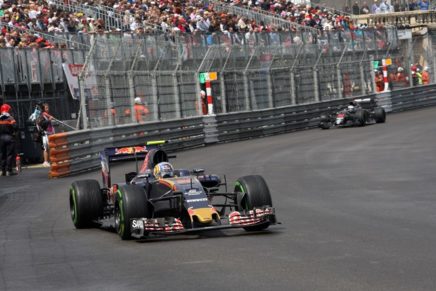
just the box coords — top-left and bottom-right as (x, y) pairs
(1, 107), (436, 291)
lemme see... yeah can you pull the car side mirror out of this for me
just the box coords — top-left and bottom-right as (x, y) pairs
(137, 170), (152, 179)
(192, 168), (205, 174)
(125, 172), (137, 184)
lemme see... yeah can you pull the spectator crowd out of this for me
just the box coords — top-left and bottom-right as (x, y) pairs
(0, 0), (431, 51)
(348, 0), (430, 14)
(0, 0), (392, 49)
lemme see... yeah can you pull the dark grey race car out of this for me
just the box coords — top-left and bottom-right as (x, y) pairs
(319, 98), (386, 129)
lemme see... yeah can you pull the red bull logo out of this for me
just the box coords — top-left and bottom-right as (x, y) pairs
(115, 146), (147, 155)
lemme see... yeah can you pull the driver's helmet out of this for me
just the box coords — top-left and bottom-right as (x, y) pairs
(347, 105), (355, 111)
(153, 162), (174, 179)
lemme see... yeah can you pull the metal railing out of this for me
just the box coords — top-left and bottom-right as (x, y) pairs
(352, 10), (436, 27)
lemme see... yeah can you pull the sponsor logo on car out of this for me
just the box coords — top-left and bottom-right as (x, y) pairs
(186, 198), (208, 203)
(131, 220), (143, 229)
(186, 189), (201, 196)
(115, 146), (147, 155)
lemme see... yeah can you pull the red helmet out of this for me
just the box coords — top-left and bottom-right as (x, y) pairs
(1, 103), (11, 113)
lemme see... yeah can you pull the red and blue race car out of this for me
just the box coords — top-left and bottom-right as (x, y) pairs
(69, 141), (277, 240)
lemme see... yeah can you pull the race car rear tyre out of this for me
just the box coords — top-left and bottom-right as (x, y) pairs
(374, 107), (386, 123)
(235, 175), (272, 231)
(115, 185), (151, 240)
(70, 180), (103, 229)
(355, 109), (367, 126)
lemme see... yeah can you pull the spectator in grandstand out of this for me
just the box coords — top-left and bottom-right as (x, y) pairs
(409, 0), (419, 10)
(419, 0), (430, 10)
(352, 2), (360, 14)
(371, 1), (379, 13)
(422, 67), (430, 85)
(360, 2), (371, 14)
(378, 1), (388, 13)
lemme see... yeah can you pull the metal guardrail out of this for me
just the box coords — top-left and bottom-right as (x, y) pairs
(214, 98), (356, 142)
(389, 84), (436, 111)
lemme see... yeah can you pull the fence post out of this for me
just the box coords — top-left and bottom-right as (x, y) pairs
(407, 37), (413, 87)
(243, 71), (251, 111)
(360, 62), (366, 95)
(266, 69), (274, 108)
(128, 72), (136, 124)
(79, 78), (88, 129)
(433, 55), (436, 84)
(290, 69), (296, 105)
(151, 72), (159, 120)
(194, 71), (203, 116)
(172, 72), (181, 119)
(219, 71), (227, 113)
(336, 65), (343, 99)
(36, 49), (44, 99)
(313, 67), (320, 102)
(105, 76), (113, 126)
(370, 55), (376, 94)
(249, 78), (257, 110)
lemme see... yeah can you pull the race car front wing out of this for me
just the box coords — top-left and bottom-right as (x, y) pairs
(130, 207), (276, 238)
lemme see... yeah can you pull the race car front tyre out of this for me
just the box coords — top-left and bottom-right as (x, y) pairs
(70, 180), (103, 229)
(374, 107), (386, 123)
(235, 175), (273, 231)
(319, 115), (331, 129)
(319, 122), (331, 130)
(115, 185), (151, 240)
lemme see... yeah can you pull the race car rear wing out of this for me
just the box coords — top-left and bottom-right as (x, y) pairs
(354, 97), (376, 109)
(100, 140), (167, 188)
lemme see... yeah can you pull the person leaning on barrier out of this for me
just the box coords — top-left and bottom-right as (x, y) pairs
(395, 67), (409, 87)
(416, 68), (423, 85)
(411, 64), (418, 86)
(422, 67), (430, 85)
(37, 103), (55, 168)
(0, 104), (17, 176)
(134, 97), (150, 123)
(375, 70), (384, 92)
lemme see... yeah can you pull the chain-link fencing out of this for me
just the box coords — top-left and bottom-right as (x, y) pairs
(73, 28), (411, 129)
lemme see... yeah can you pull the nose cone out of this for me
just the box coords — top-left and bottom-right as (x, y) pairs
(189, 208), (217, 224)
